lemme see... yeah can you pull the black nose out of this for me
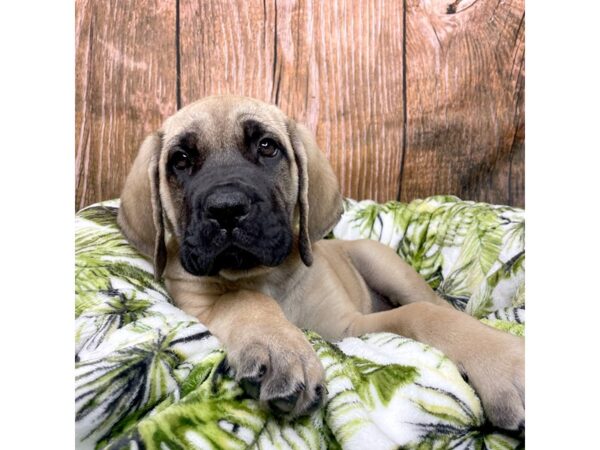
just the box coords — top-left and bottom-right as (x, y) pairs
(205, 190), (250, 230)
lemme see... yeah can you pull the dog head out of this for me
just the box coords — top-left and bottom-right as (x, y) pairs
(118, 95), (343, 279)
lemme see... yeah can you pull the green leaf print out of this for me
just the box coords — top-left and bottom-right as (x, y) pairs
(346, 356), (418, 408)
(76, 197), (525, 450)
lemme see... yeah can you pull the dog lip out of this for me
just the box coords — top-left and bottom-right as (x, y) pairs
(214, 242), (257, 260)
(211, 246), (262, 273)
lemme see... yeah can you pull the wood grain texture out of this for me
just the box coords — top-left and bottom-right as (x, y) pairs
(75, 0), (525, 209)
(178, 0), (405, 202)
(400, 0), (525, 206)
(75, 0), (177, 210)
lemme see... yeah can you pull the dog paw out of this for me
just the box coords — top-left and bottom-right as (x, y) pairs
(462, 331), (525, 431)
(227, 330), (326, 418)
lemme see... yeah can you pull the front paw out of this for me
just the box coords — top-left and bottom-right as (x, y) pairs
(227, 330), (326, 418)
(463, 331), (525, 432)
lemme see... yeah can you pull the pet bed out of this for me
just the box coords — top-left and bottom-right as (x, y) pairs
(75, 195), (525, 449)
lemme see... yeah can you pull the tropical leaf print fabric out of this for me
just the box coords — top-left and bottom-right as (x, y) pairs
(75, 196), (525, 449)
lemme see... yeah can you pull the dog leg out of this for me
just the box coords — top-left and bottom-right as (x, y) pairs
(197, 289), (326, 418)
(344, 240), (525, 431)
(343, 239), (450, 308)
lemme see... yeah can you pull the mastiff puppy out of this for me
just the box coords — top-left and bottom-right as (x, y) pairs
(118, 95), (524, 430)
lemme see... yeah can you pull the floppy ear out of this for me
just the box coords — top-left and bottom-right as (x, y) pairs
(117, 132), (167, 280)
(289, 121), (343, 266)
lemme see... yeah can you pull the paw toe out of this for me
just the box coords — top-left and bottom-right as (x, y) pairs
(268, 389), (301, 415)
(239, 376), (262, 400)
(303, 384), (326, 415)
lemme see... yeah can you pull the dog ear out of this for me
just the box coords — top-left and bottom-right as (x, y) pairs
(289, 121), (343, 266)
(117, 132), (167, 280)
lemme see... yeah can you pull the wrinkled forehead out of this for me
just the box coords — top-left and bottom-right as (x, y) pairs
(160, 96), (291, 150)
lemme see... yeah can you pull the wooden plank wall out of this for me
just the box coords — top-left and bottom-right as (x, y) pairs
(76, 0), (524, 210)
(76, 0), (178, 209)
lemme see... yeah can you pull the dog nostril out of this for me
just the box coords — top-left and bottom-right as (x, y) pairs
(205, 192), (250, 228)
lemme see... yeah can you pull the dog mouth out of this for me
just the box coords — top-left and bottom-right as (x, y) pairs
(179, 218), (293, 277)
(207, 245), (262, 275)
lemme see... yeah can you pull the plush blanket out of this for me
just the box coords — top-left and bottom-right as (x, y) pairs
(75, 196), (525, 449)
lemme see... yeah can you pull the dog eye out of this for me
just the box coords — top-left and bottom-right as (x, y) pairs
(171, 150), (191, 170)
(257, 138), (279, 158)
